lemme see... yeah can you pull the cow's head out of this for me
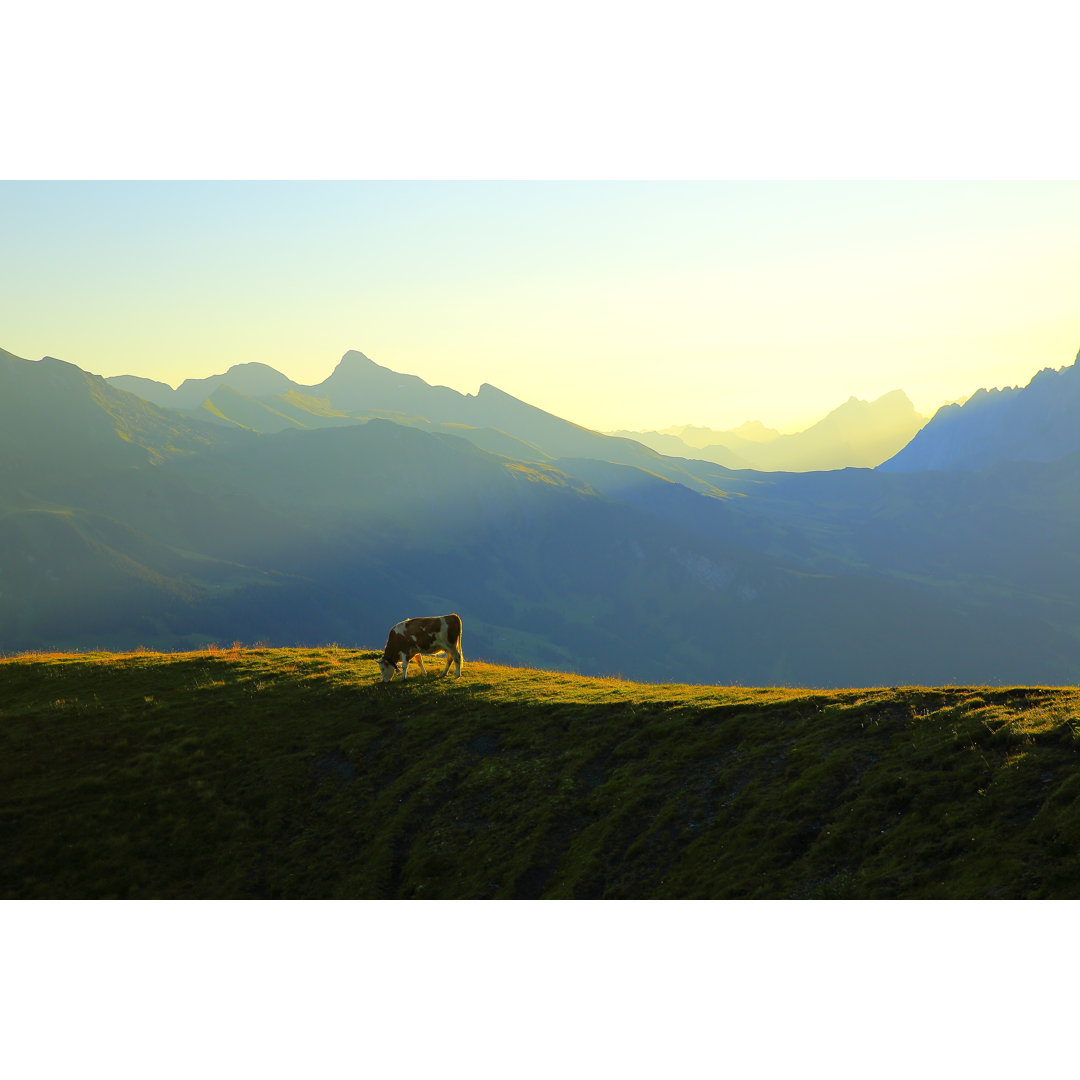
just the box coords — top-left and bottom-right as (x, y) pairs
(377, 656), (402, 682)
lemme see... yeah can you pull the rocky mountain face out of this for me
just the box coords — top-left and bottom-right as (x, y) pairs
(879, 352), (1080, 472)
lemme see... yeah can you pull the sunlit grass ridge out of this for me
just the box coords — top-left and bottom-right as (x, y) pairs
(2, 647), (1080, 898)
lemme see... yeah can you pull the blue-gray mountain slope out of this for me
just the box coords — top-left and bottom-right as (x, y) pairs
(880, 351), (1080, 472)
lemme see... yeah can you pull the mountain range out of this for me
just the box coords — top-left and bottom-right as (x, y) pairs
(107, 350), (743, 497)
(4, 342), (1080, 686)
(610, 390), (927, 471)
(880, 354), (1080, 471)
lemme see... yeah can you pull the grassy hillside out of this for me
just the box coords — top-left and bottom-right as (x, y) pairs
(2, 648), (1079, 899)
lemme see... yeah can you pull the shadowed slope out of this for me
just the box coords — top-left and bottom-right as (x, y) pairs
(3, 649), (1079, 899)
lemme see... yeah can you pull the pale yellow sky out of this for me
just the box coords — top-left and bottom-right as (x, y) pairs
(5, 0), (1080, 435)
(3, 181), (1077, 433)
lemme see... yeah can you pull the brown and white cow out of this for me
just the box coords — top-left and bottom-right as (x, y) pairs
(377, 614), (463, 682)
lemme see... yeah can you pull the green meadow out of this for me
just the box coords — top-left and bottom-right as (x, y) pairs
(3, 647), (1080, 899)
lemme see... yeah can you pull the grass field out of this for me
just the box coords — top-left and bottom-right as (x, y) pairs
(3, 646), (1080, 898)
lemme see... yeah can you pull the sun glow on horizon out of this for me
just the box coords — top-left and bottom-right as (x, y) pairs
(2, 181), (1078, 435)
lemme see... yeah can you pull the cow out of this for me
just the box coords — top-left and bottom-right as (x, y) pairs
(377, 614), (464, 682)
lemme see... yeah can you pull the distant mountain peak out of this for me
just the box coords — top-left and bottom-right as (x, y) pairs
(877, 389), (914, 405)
(171, 362), (296, 407)
(325, 351), (406, 383)
(222, 361), (286, 377)
(826, 389), (917, 421)
(334, 350), (381, 373)
(40, 355), (80, 370)
(730, 420), (779, 443)
(623, 389), (924, 471)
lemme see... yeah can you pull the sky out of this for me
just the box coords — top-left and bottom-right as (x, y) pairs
(3, 179), (1079, 433)
(4, 3), (1080, 435)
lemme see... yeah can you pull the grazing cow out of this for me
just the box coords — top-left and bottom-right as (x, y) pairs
(378, 614), (463, 682)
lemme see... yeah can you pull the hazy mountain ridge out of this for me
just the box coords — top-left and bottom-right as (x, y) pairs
(611, 389), (926, 472)
(5, 343), (1080, 685)
(675, 420), (781, 447)
(109, 350), (735, 496)
(105, 347), (915, 475)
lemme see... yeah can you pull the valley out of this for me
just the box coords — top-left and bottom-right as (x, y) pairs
(4, 344), (1080, 687)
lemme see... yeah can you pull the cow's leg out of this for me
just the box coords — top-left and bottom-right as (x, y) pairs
(446, 642), (463, 678)
(416, 654), (427, 676)
(441, 651), (452, 677)
(400, 651), (411, 680)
